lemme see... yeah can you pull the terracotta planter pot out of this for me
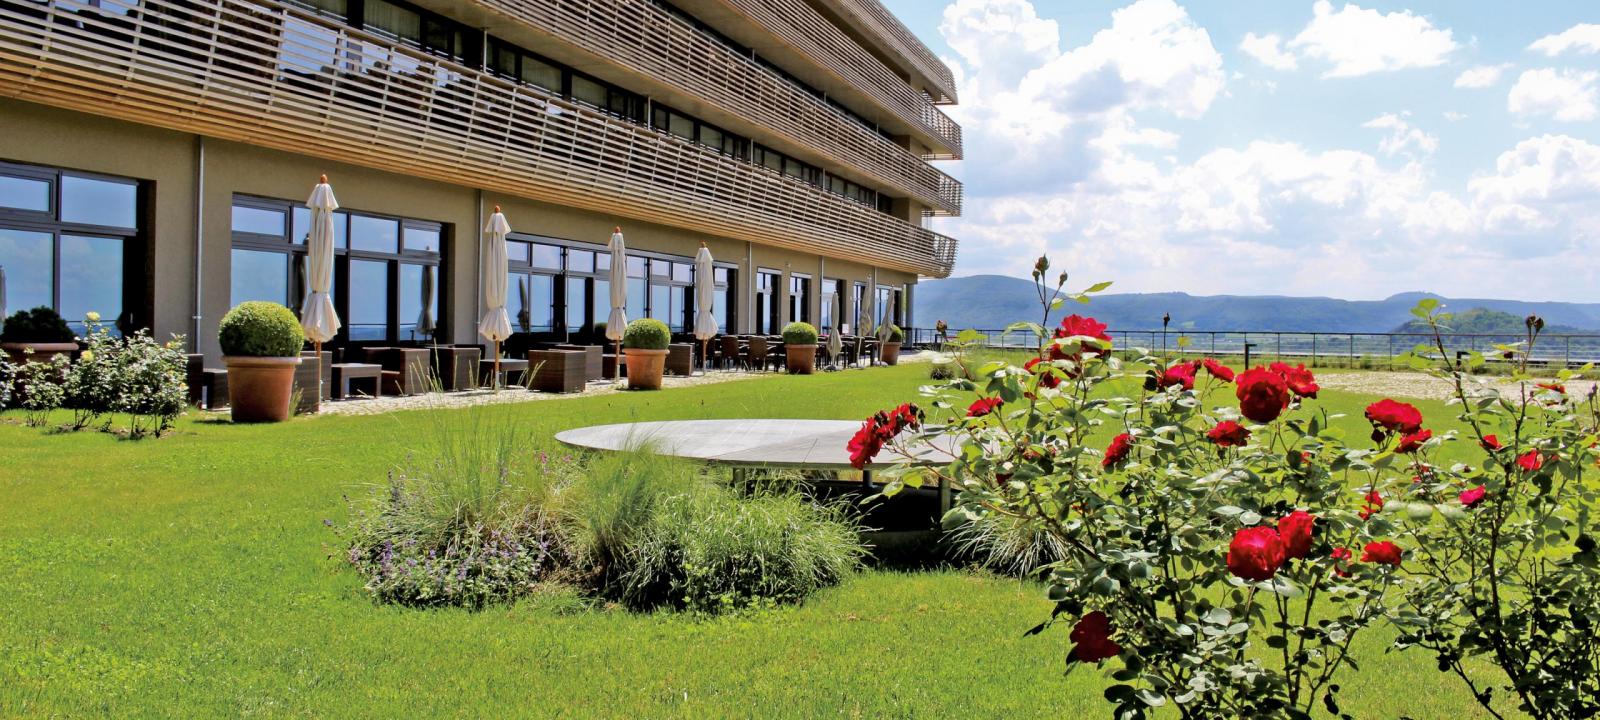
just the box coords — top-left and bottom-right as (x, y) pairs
(623, 348), (668, 390)
(882, 341), (903, 366)
(223, 355), (302, 422)
(2, 341), (78, 366)
(785, 344), (817, 374)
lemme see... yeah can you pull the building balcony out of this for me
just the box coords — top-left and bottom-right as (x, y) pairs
(0, 0), (957, 276)
(704, 0), (963, 158)
(453, 0), (961, 214)
(809, 0), (957, 104)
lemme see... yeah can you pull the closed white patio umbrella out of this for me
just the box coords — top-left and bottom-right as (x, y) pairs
(480, 206), (513, 388)
(692, 242), (717, 374)
(299, 174), (342, 406)
(826, 293), (843, 370)
(416, 265), (435, 342)
(605, 227), (628, 380)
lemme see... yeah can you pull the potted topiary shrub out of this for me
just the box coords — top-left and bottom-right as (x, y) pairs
(218, 301), (305, 422)
(622, 318), (670, 390)
(881, 325), (904, 365)
(0, 306), (78, 365)
(781, 321), (818, 374)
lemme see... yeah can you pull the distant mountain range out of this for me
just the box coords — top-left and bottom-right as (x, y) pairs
(914, 275), (1600, 334)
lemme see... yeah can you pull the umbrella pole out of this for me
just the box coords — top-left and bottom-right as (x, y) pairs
(493, 339), (501, 391)
(701, 339), (708, 375)
(314, 340), (322, 411)
(614, 340), (622, 381)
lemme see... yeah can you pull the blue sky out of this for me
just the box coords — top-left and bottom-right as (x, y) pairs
(882, 1), (1600, 301)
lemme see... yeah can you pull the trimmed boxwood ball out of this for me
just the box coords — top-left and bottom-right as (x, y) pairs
(781, 322), (818, 345)
(887, 325), (904, 342)
(0, 306), (75, 344)
(218, 301), (305, 357)
(622, 318), (670, 350)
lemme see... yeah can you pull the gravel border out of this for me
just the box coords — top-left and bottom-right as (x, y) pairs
(1317, 371), (1596, 402)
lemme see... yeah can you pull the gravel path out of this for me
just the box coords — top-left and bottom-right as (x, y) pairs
(314, 369), (765, 417)
(1317, 371), (1596, 402)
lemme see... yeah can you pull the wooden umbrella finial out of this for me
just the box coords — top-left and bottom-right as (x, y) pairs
(494, 205), (502, 213)
(613, 226), (621, 233)
(319, 174), (328, 183)
(699, 241), (707, 248)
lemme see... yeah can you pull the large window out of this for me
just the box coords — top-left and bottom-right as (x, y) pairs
(755, 269), (780, 335)
(0, 161), (144, 334)
(877, 284), (904, 329)
(788, 273), (810, 325)
(820, 277), (843, 332)
(230, 195), (442, 344)
(851, 282), (868, 335)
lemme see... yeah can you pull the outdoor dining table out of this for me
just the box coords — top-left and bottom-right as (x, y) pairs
(555, 419), (957, 512)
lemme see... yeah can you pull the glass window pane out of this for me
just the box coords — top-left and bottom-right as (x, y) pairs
(565, 276), (586, 332)
(595, 252), (610, 271)
(673, 262), (692, 283)
(61, 176), (136, 228)
(627, 277), (645, 320)
(348, 259), (390, 341)
(699, 125), (723, 150)
(521, 56), (561, 92)
(364, 0), (421, 43)
(0, 175), (50, 213)
(571, 75), (606, 108)
(233, 204), (286, 237)
(511, 273), (553, 332)
(231, 248), (288, 308)
(650, 259), (669, 278)
(531, 243), (561, 270)
(0, 228), (54, 315)
(490, 44), (517, 77)
(348, 215), (398, 253)
(331, 211), (348, 248)
(668, 112), (694, 140)
(404, 225), (440, 253)
(291, 207), (310, 244)
(713, 267), (729, 284)
(593, 278), (609, 334)
(627, 256), (646, 279)
(713, 290), (727, 332)
(506, 241), (530, 264)
(651, 284), (668, 324)
(398, 263), (437, 342)
(568, 250), (594, 274)
(59, 235), (122, 331)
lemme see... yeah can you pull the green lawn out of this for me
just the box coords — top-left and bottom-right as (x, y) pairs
(0, 364), (1505, 718)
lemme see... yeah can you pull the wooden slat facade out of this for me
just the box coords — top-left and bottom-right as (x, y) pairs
(0, 0), (958, 276)
(711, 0), (963, 159)
(812, 0), (957, 104)
(470, 0), (961, 215)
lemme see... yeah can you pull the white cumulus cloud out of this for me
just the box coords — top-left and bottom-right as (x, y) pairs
(1454, 64), (1509, 89)
(1362, 112), (1439, 157)
(1507, 68), (1599, 122)
(1528, 23), (1600, 57)
(1239, 32), (1297, 70)
(1287, 0), (1457, 78)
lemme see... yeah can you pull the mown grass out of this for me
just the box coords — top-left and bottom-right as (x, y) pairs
(0, 363), (1507, 717)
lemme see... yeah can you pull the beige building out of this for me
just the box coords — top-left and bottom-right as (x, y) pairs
(0, 0), (959, 359)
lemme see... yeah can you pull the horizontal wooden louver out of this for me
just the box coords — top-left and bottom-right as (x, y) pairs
(812, 0), (957, 104)
(0, 0), (957, 276)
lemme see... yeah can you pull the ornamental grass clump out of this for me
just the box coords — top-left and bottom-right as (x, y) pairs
(861, 256), (1405, 719)
(616, 485), (865, 613)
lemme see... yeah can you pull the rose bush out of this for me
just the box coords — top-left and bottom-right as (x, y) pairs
(852, 258), (1404, 718)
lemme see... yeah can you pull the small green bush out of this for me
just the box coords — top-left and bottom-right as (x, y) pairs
(0, 306), (74, 344)
(621, 318), (670, 350)
(887, 325), (904, 342)
(781, 322), (818, 345)
(218, 301), (305, 357)
(617, 486), (864, 613)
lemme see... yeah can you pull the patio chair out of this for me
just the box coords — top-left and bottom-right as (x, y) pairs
(747, 336), (769, 371)
(721, 335), (741, 370)
(666, 344), (695, 376)
(765, 340), (786, 372)
(362, 347), (431, 396)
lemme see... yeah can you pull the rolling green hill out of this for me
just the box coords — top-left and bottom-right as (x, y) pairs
(1389, 307), (1592, 335)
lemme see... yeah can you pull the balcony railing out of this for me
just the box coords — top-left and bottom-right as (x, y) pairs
(0, 0), (957, 277)
(477, 0), (960, 214)
(811, 0), (957, 104)
(714, 0), (963, 158)
(932, 173), (962, 217)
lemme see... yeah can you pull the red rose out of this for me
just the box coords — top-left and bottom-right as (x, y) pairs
(1365, 399), (1423, 434)
(967, 397), (1003, 418)
(1516, 449), (1544, 473)
(1157, 362), (1197, 390)
(846, 404), (921, 469)
(1102, 433), (1133, 468)
(1270, 362), (1320, 398)
(1024, 356), (1061, 389)
(1054, 314), (1112, 353)
(1202, 358), (1235, 382)
(1235, 367), (1292, 423)
(1226, 526), (1287, 581)
(1206, 420), (1251, 448)
(1361, 541), (1403, 566)
(1069, 611), (1121, 662)
(1480, 434), (1503, 452)
(1396, 429), (1432, 454)
(1277, 511), (1316, 560)
(846, 421), (883, 470)
(1359, 490), (1384, 521)
(1459, 485), (1486, 508)
(1330, 547), (1353, 577)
